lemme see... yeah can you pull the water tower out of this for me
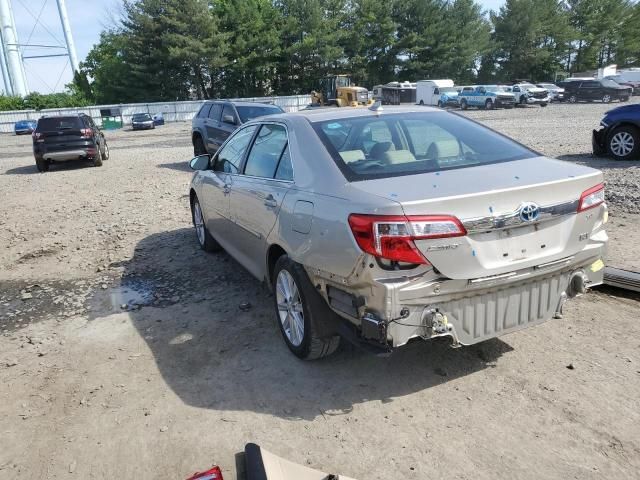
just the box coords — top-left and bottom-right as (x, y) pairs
(0, 0), (79, 96)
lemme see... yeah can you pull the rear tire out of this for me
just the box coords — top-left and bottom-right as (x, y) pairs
(191, 195), (222, 252)
(460, 99), (468, 110)
(272, 255), (340, 360)
(193, 134), (206, 156)
(602, 94), (612, 103)
(100, 140), (109, 161)
(93, 154), (103, 167)
(35, 158), (49, 172)
(608, 125), (639, 161)
(540, 102), (548, 107)
(437, 100), (443, 108)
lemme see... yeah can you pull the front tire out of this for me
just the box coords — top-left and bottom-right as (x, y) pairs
(540, 102), (548, 107)
(460, 99), (468, 110)
(437, 100), (443, 108)
(272, 255), (340, 360)
(608, 126), (639, 160)
(191, 195), (222, 252)
(602, 94), (612, 103)
(485, 99), (494, 110)
(568, 94), (578, 103)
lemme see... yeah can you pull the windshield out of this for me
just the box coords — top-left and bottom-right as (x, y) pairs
(602, 79), (622, 88)
(132, 114), (152, 121)
(519, 83), (536, 89)
(236, 105), (283, 123)
(312, 112), (536, 181)
(605, 76), (624, 83)
(484, 86), (498, 92)
(36, 117), (83, 131)
(538, 83), (557, 89)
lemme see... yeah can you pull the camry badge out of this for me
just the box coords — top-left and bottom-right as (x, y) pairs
(519, 202), (540, 222)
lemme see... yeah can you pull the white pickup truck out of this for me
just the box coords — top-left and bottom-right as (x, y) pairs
(506, 83), (550, 107)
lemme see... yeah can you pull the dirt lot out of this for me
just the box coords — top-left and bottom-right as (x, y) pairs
(1, 103), (639, 479)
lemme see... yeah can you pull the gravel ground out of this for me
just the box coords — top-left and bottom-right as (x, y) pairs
(0, 103), (639, 479)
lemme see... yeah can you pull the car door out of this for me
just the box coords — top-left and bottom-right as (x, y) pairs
(205, 103), (222, 152)
(580, 81), (598, 101)
(227, 123), (292, 279)
(199, 125), (258, 249)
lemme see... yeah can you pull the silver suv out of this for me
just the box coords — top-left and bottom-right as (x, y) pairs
(191, 100), (283, 155)
(188, 106), (608, 360)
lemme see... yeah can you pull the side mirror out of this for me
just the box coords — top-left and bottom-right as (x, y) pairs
(189, 154), (210, 171)
(222, 114), (236, 125)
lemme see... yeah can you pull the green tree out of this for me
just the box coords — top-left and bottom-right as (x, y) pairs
(214, 0), (282, 97)
(492, 0), (572, 81)
(342, 0), (397, 87)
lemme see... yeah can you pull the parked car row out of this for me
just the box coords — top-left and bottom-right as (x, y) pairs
(417, 80), (553, 109)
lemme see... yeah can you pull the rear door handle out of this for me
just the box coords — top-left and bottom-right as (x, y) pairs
(264, 194), (277, 208)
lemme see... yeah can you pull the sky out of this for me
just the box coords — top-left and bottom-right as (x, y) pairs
(6, 0), (506, 95)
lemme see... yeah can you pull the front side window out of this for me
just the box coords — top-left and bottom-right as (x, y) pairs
(244, 124), (288, 178)
(214, 125), (257, 174)
(313, 112), (536, 181)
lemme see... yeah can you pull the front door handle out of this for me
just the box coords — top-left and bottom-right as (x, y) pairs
(264, 194), (277, 208)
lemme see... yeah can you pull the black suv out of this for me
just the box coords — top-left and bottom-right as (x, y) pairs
(191, 100), (283, 155)
(33, 114), (109, 172)
(564, 79), (631, 104)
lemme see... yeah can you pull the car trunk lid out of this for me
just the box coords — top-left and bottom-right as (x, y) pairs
(350, 157), (604, 279)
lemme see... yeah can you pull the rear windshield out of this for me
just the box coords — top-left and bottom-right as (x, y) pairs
(236, 105), (283, 123)
(133, 114), (151, 121)
(312, 112), (536, 181)
(37, 117), (83, 131)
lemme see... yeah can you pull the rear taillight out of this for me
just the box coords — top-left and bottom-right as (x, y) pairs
(80, 128), (93, 138)
(578, 183), (605, 212)
(348, 214), (466, 265)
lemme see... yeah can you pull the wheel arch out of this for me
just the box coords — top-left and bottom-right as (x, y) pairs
(266, 243), (288, 289)
(192, 130), (203, 144)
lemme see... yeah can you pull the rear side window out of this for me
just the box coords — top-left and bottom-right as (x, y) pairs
(313, 112), (536, 181)
(275, 145), (293, 181)
(244, 124), (288, 178)
(36, 117), (83, 131)
(198, 103), (212, 118)
(209, 104), (222, 120)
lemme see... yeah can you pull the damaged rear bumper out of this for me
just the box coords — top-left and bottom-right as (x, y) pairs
(314, 236), (607, 350)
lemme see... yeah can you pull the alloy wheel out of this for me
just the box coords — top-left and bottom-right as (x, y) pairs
(610, 131), (635, 157)
(193, 200), (205, 246)
(275, 270), (304, 347)
(602, 94), (611, 103)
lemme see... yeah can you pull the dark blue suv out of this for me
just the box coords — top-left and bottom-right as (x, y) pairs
(593, 104), (640, 160)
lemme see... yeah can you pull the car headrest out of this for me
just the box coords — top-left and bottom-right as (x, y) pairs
(426, 140), (460, 160)
(369, 141), (394, 159)
(381, 149), (417, 165)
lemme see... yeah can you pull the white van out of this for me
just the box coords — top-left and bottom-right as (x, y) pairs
(416, 79), (455, 106)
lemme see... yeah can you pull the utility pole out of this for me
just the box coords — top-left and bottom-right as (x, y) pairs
(56, 0), (78, 73)
(0, 0), (27, 96)
(0, 29), (12, 94)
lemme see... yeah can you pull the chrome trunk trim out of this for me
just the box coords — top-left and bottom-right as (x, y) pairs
(463, 199), (579, 234)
